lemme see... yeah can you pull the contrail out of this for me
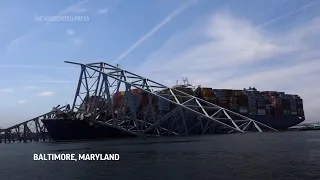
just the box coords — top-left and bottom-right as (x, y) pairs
(114, 0), (197, 63)
(257, 0), (320, 28)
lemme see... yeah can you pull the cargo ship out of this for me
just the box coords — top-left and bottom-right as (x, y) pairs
(193, 86), (305, 130)
(42, 86), (305, 141)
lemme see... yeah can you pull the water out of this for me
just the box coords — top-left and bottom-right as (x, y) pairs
(1, 131), (320, 180)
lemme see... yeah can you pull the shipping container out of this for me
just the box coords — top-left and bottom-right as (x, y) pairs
(218, 100), (228, 104)
(132, 88), (140, 94)
(265, 109), (271, 115)
(225, 90), (233, 97)
(202, 92), (215, 98)
(229, 97), (238, 101)
(158, 95), (170, 111)
(275, 105), (283, 116)
(282, 99), (291, 109)
(261, 91), (279, 96)
(238, 95), (249, 104)
(257, 109), (266, 115)
(283, 110), (291, 115)
(204, 96), (216, 102)
(218, 103), (229, 108)
(249, 110), (257, 115)
(232, 90), (244, 96)
(239, 106), (248, 114)
(229, 104), (239, 111)
(297, 109), (304, 115)
(229, 100), (238, 105)
(142, 107), (156, 116)
(218, 97), (228, 101)
(271, 96), (282, 105)
(290, 104), (297, 109)
(125, 94), (141, 109)
(265, 104), (271, 109)
(140, 93), (149, 107)
(278, 92), (285, 97)
(297, 103), (303, 109)
(201, 88), (215, 95)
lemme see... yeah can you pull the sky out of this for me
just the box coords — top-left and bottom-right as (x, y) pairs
(0, 0), (319, 127)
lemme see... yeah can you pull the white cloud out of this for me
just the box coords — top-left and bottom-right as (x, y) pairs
(137, 11), (320, 122)
(97, 8), (108, 14)
(37, 91), (54, 96)
(0, 89), (13, 92)
(66, 29), (75, 36)
(17, 100), (26, 104)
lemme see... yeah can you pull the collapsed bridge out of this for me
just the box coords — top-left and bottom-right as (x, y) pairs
(64, 61), (277, 136)
(1, 61), (277, 143)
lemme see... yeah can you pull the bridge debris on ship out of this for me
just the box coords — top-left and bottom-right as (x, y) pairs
(0, 61), (277, 143)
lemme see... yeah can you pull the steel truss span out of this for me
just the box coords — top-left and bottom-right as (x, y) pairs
(0, 105), (70, 143)
(65, 61), (277, 137)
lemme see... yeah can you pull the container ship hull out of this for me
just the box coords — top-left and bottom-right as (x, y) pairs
(42, 115), (304, 141)
(41, 119), (135, 141)
(248, 115), (304, 130)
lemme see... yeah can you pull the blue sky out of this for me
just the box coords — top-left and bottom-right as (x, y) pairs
(0, 0), (319, 127)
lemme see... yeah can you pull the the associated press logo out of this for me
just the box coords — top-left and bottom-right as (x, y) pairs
(34, 15), (90, 22)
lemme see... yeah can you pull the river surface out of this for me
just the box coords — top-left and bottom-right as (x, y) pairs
(1, 131), (320, 180)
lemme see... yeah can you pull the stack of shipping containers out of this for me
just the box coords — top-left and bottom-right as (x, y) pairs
(231, 90), (242, 113)
(214, 89), (228, 108)
(238, 93), (249, 115)
(243, 90), (259, 116)
(289, 95), (298, 115)
(112, 91), (125, 109)
(261, 93), (271, 115)
(280, 94), (304, 116)
(140, 91), (149, 108)
(200, 88), (216, 103)
(157, 88), (171, 112)
(126, 89), (141, 110)
(297, 98), (304, 116)
(229, 94), (238, 112)
(172, 86), (193, 103)
(249, 96), (257, 116)
(158, 93), (170, 111)
(108, 85), (304, 131)
(261, 91), (281, 116)
(274, 93), (283, 116)
(257, 95), (266, 116)
(112, 86), (304, 121)
(282, 95), (291, 115)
